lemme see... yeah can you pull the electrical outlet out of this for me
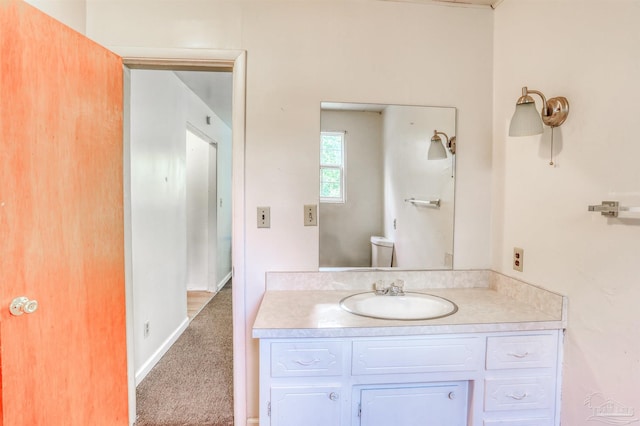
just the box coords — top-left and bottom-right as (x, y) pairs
(304, 204), (317, 226)
(257, 207), (270, 228)
(143, 321), (150, 338)
(513, 247), (524, 272)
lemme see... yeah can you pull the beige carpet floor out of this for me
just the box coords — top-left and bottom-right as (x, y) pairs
(135, 283), (233, 426)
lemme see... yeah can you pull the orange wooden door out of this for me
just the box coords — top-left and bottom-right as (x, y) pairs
(0, 1), (128, 424)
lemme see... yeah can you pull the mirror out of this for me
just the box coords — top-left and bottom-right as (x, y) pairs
(319, 102), (456, 270)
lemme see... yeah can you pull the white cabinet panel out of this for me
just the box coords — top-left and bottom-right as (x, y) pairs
(486, 334), (557, 370)
(353, 337), (482, 375)
(359, 381), (468, 426)
(271, 341), (343, 377)
(271, 385), (342, 426)
(484, 376), (555, 411)
(258, 331), (562, 426)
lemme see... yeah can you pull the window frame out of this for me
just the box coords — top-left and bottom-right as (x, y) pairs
(319, 131), (346, 204)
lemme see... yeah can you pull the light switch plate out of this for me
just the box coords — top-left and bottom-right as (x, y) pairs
(257, 207), (270, 228)
(304, 204), (317, 226)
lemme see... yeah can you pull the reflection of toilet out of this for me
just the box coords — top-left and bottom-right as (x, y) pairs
(370, 236), (394, 267)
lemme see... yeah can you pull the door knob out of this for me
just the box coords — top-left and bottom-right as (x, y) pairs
(9, 297), (38, 316)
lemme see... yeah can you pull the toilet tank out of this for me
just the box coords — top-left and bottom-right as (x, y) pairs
(370, 236), (394, 267)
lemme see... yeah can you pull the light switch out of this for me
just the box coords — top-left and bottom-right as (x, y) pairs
(257, 207), (270, 228)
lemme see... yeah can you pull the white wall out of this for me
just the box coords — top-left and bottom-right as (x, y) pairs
(383, 105), (455, 269)
(129, 69), (231, 381)
(25, 0), (86, 34)
(86, 0), (494, 419)
(493, 1), (640, 423)
(320, 110), (383, 267)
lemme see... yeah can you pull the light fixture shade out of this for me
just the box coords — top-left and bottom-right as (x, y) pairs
(428, 136), (447, 160)
(509, 102), (543, 136)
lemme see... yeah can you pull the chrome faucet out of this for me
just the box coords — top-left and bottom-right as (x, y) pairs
(373, 280), (405, 296)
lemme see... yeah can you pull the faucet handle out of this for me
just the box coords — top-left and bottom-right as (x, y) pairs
(389, 279), (405, 296)
(373, 280), (388, 295)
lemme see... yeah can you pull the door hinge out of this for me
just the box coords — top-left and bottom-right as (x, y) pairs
(267, 401), (271, 417)
(358, 402), (361, 417)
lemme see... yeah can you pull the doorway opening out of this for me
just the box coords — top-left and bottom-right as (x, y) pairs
(121, 51), (246, 425)
(186, 126), (218, 318)
(127, 66), (233, 423)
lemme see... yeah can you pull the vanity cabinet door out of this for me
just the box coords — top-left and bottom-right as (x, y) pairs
(357, 381), (468, 426)
(270, 385), (342, 426)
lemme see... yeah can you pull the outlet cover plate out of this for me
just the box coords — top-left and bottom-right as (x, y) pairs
(513, 247), (524, 272)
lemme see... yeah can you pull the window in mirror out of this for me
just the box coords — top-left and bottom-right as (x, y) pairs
(320, 131), (345, 203)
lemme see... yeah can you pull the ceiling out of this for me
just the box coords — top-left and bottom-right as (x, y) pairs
(174, 71), (233, 128)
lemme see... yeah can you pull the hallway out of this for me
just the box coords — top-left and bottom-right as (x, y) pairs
(135, 283), (233, 426)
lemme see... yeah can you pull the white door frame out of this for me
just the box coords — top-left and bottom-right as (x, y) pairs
(117, 47), (247, 426)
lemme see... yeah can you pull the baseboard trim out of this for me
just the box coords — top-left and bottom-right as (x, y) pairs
(134, 317), (189, 385)
(216, 271), (232, 292)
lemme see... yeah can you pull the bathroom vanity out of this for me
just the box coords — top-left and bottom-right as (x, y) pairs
(253, 270), (567, 426)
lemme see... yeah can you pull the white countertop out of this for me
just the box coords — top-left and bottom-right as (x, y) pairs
(252, 286), (565, 338)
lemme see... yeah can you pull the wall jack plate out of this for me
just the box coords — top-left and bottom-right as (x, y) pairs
(513, 247), (524, 272)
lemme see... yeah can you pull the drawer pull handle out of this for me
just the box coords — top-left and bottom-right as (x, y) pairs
(507, 392), (528, 400)
(508, 351), (530, 359)
(329, 392), (339, 401)
(293, 358), (320, 366)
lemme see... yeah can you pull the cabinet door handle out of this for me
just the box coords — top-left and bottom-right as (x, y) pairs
(329, 392), (339, 401)
(507, 392), (528, 400)
(293, 358), (320, 366)
(507, 351), (529, 359)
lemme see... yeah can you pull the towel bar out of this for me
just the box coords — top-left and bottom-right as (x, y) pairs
(588, 201), (640, 217)
(404, 198), (441, 208)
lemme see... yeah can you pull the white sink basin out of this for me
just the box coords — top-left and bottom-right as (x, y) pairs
(340, 292), (458, 321)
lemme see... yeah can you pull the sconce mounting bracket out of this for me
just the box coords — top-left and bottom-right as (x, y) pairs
(542, 96), (569, 128)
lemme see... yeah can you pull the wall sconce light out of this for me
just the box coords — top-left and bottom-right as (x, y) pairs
(428, 130), (456, 160)
(509, 86), (569, 165)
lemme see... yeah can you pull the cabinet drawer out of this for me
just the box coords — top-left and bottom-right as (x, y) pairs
(486, 334), (557, 370)
(352, 337), (482, 375)
(271, 341), (343, 377)
(484, 419), (554, 426)
(484, 376), (554, 411)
